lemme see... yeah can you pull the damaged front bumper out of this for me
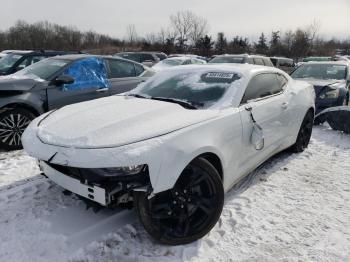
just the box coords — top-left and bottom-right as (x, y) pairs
(40, 161), (151, 207)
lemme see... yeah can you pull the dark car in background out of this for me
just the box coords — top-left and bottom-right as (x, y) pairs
(0, 54), (154, 150)
(270, 57), (295, 73)
(290, 61), (349, 113)
(209, 54), (274, 67)
(0, 50), (82, 76)
(114, 51), (167, 67)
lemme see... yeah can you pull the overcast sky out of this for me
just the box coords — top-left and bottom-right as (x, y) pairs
(0, 0), (349, 41)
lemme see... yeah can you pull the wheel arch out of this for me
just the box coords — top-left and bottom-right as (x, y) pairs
(1, 103), (41, 116)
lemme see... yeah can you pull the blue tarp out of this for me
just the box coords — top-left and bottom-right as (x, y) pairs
(63, 57), (110, 91)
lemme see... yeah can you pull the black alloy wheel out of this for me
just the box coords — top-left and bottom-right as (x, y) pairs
(0, 108), (35, 150)
(135, 157), (224, 245)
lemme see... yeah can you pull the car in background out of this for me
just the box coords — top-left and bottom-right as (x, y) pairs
(270, 57), (295, 73)
(0, 50), (82, 76)
(302, 56), (332, 63)
(209, 54), (274, 67)
(0, 50), (22, 59)
(23, 64), (315, 245)
(290, 61), (349, 113)
(168, 54), (208, 62)
(114, 52), (167, 67)
(152, 56), (206, 71)
(0, 54), (154, 150)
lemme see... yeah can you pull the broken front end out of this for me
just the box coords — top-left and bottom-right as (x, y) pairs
(39, 161), (151, 208)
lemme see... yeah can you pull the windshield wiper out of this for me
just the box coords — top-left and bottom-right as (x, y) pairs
(127, 93), (149, 99)
(150, 97), (201, 109)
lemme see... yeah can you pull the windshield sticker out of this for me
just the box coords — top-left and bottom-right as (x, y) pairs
(201, 72), (240, 83)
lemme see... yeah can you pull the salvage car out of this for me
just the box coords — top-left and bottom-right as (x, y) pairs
(0, 50), (81, 76)
(22, 64), (315, 245)
(270, 57), (295, 73)
(152, 56), (206, 71)
(0, 54), (154, 150)
(290, 61), (349, 113)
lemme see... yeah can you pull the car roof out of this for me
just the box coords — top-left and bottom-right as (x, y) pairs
(164, 56), (191, 61)
(215, 54), (268, 58)
(159, 63), (285, 78)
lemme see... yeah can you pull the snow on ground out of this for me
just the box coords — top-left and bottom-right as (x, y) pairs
(0, 126), (349, 262)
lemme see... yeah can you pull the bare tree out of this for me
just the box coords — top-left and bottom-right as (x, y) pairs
(169, 10), (208, 51)
(125, 24), (138, 45)
(189, 15), (209, 44)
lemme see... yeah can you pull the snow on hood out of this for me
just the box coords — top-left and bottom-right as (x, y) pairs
(36, 95), (220, 149)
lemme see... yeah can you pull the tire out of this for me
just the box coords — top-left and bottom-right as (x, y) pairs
(134, 157), (224, 245)
(0, 108), (35, 150)
(343, 93), (349, 106)
(290, 110), (314, 153)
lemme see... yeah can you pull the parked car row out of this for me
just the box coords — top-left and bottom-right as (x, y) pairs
(0, 47), (348, 245)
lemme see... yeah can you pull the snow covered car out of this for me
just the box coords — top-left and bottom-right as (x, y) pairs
(22, 64), (315, 245)
(152, 57), (206, 72)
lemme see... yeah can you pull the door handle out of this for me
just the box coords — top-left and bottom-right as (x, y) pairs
(96, 88), (109, 92)
(281, 102), (289, 109)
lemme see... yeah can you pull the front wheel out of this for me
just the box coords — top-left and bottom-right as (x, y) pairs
(134, 157), (224, 245)
(290, 110), (314, 153)
(0, 108), (35, 150)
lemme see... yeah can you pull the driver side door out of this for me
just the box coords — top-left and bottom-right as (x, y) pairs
(47, 57), (110, 110)
(237, 73), (291, 174)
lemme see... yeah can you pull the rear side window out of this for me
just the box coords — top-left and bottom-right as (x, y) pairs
(253, 58), (264, 65)
(241, 73), (283, 104)
(107, 59), (136, 78)
(140, 54), (155, 62)
(118, 53), (140, 63)
(263, 58), (274, 67)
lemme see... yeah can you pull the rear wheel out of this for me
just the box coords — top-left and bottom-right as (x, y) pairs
(134, 157), (224, 245)
(0, 108), (35, 150)
(290, 110), (314, 153)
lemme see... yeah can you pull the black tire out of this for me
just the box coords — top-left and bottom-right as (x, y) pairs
(343, 93), (349, 106)
(290, 110), (314, 153)
(134, 157), (224, 245)
(0, 108), (35, 150)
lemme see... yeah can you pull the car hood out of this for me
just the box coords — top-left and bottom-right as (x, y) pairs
(0, 75), (39, 91)
(36, 96), (220, 149)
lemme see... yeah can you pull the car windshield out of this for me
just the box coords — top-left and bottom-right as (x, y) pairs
(14, 58), (69, 80)
(0, 54), (23, 71)
(161, 59), (186, 66)
(129, 70), (241, 109)
(291, 64), (347, 80)
(209, 56), (244, 64)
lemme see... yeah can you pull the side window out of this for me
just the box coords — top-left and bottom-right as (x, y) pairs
(241, 73), (283, 104)
(31, 56), (47, 64)
(253, 58), (264, 65)
(16, 57), (32, 70)
(183, 59), (192, 65)
(108, 59), (136, 78)
(120, 53), (140, 63)
(140, 54), (155, 63)
(276, 74), (288, 89)
(134, 63), (145, 76)
(263, 58), (274, 67)
(62, 57), (109, 91)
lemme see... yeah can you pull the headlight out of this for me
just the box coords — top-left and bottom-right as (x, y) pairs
(99, 165), (146, 176)
(320, 89), (339, 99)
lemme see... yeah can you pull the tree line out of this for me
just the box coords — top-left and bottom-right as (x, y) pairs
(0, 11), (349, 60)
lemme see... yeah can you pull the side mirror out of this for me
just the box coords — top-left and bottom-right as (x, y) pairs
(54, 75), (75, 85)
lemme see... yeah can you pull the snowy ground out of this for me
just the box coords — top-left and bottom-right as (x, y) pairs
(0, 126), (349, 262)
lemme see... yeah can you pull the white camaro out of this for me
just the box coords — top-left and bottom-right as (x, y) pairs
(22, 64), (315, 245)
